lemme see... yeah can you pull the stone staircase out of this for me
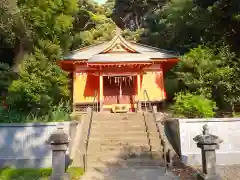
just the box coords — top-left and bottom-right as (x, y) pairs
(85, 112), (165, 169)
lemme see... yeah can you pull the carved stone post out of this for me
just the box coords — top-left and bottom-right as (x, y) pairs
(193, 124), (223, 180)
(153, 105), (157, 113)
(47, 125), (71, 180)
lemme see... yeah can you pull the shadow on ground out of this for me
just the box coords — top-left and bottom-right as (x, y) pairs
(80, 143), (199, 180)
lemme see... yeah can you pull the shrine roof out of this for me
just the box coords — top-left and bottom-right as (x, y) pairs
(89, 53), (151, 62)
(63, 32), (179, 62)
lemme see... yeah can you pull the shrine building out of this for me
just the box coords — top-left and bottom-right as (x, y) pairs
(59, 29), (179, 113)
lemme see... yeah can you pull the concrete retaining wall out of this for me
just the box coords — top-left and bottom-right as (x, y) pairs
(164, 118), (240, 165)
(0, 121), (79, 168)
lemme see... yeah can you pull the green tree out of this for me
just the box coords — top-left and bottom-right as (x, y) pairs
(7, 50), (69, 115)
(6, 0), (78, 116)
(71, 14), (116, 49)
(176, 46), (239, 110)
(142, 0), (210, 53)
(171, 92), (217, 118)
(194, 0), (240, 54)
(113, 0), (166, 30)
(17, 0), (78, 53)
(0, 63), (16, 95)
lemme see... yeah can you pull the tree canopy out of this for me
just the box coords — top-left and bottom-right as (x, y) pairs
(0, 0), (240, 121)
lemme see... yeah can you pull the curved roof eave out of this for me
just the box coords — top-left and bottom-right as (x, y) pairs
(63, 42), (109, 60)
(62, 31), (179, 61)
(129, 41), (179, 57)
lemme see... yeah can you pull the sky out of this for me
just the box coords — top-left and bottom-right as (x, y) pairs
(94, 0), (107, 4)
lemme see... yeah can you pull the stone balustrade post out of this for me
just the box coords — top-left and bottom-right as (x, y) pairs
(46, 125), (71, 180)
(153, 105), (157, 113)
(193, 124), (223, 180)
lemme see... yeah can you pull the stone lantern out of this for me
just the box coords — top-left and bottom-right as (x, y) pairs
(193, 124), (223, 180)
(46, 125), (71, 180)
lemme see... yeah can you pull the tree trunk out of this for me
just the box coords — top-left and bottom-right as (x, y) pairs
(135, 15), (140, 29)
(12, 42), (26, 73)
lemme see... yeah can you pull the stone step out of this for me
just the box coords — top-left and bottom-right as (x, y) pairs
(87, 143), (163, 151)
(88, 148), (163, 155)
(91, 123), (145, 129)
(90, 131), (147, 136)
(90, 126), (146, 131)
(88, 141), (149, 148)
(89, 136), (159, 141)
(147, 131), (163, 137)
(88, 143), (150, 150)
(93, 114), (143, 118)
(88, 138), (162, 147)
(90, 127), (161, 136)
(89, 134), (161, 141)
(93, 113), (143, 118)
(85, 155), (165, 167)
(88, 142), (149, 148)
(92, 116), (144, 120)
(88, 136), (149, 142)
(93, 113), (143, 117)
(89, 137), (148, 143)
(81, 166), (175, 180)
(87, 158), (165, 168)
(90, 126), (146, 132)
(87, 147), (163, 157)
(86, 164), (166, 170)
(86, 150), (164, 160)
(88, 143), (149, 151)
(91, 120), (144, 125)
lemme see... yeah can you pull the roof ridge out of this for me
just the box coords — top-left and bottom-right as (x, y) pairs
(100, 34), (138, 53)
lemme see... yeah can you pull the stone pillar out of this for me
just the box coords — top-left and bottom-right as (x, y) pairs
(137, 74), (141, 112)
(153, 105), (157, 113)
(46, 125), (71, 180)
(193, 124), (223, 180)
(99, 73), (103, 112)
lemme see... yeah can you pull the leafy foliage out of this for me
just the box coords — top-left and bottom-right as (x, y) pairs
(1, 0), (240, 121)
(1, 0), (79, 119)
(0, 167), (83, 180)
(176, 45), (240, 111)
(113, 0), (166, 30)
(0, 63), (17, 94)
(7, 52), (70, 115)
(171, 92), (217, 118)
(71, 15), (116, 49)
(0, 3), (16, 47)
(137, 0), (240, 114)
(0, 101), (70, 123)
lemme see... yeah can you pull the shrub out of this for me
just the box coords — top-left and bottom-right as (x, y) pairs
(0, 167), (84, 180)
(7, 53), (70, 116)
(171, 92), (217, 118)
(0, 168), (51, 180)
(0, 101), (71, 123)
(47, 101), (71, 122)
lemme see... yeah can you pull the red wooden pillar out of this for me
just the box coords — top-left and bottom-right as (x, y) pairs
(137, 74), (141, 112)
(99, 73), (103, 112)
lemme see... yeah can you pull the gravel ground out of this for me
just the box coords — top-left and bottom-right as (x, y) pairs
(170, 163), (240, 180)
(217, 165), (240, 180)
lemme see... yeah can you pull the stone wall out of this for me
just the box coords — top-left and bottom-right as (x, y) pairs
(0, 121), (79, 168)
(163, 118), (240, 165)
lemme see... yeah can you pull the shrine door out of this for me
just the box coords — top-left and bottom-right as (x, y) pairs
(103, 76), (136, 105)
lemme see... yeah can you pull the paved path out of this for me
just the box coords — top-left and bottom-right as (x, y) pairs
(81, 166), (179, 180)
